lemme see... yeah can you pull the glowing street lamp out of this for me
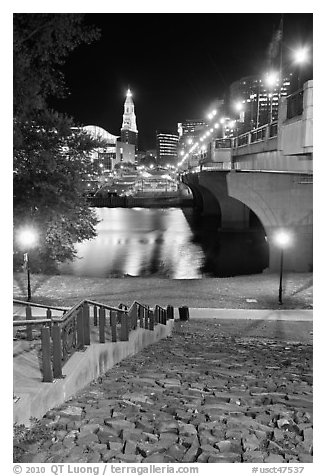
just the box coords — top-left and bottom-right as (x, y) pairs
(293, 46), (310, 90)
(265, 72), (278, 123)
(274, 230), (292, 305)
(265, 71), (278, 89)
(17, 228), (38, 301)
(293, 47), (309, 65)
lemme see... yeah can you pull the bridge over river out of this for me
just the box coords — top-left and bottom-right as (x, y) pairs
(182, 81), (313, 272)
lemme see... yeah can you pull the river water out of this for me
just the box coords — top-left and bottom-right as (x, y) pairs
(59, 207), (268, 279)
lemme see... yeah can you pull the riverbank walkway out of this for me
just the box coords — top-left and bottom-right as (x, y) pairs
(14, 307), (313, 464)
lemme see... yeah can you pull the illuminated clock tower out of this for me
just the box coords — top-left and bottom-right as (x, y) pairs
(120, 88), (138, 150)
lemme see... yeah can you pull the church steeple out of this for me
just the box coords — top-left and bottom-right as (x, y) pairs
(120, 88), (138, 151)
(121, 88), (138, 133)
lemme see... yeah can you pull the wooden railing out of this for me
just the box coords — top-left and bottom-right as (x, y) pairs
(13, 299), (174, 383)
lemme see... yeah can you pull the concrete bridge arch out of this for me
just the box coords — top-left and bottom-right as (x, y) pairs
(184, 170), (312, 272)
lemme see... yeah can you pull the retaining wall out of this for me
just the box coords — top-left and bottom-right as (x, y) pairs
(14, 321), (174, 426)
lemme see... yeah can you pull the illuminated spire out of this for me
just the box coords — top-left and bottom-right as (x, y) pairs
(120, 86), (138, 150)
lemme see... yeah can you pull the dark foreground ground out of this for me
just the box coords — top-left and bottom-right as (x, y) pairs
(13, 272), (313, 309)
(14, 318), (313, 464)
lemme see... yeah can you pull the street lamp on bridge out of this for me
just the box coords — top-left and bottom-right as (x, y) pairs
(265, 72), (279, 123)
(274, 230), (292, 305)
(293, 46), (310, 90)
(17, 228), (38, 301)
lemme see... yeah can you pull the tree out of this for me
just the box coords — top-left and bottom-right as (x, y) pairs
(13, 14), (99, 121)
(13, 14), (102, 272)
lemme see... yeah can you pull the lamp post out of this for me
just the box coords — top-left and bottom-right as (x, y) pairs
(256, 80), (262, 128)
(293, 47), (309, 90)
(234, 101), (244, 135)
(17, 228), (38, 301)
(265, 72), (278, 123)
(274, 231), (291, 305)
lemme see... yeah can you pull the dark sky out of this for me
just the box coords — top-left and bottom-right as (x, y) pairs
(50, 13), (313, 150)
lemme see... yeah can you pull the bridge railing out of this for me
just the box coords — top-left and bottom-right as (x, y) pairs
(13, 298), (173, 383)
(234, 122), (278, 148)
(286, 88), (304, 120)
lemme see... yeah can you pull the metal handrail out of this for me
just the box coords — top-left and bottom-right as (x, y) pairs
(13, 319), (52, 326)
(237, 124), (267, 141)
(85, 299), (128, 314)
(13, 299), (68, 312)
(155, 304), (166, 311)
(13, 298), (132, 328)
(286, 87), (303, 99)
(134, 301), (150, 310)
(13, 295), (172, 383)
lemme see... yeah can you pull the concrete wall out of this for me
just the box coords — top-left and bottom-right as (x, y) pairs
(115, 141), (136, 165)
(14, 321), (174, 427)
(234, 150), (313, 173)
(211, 148), (232, 163)
(183, 170), (313, 272)
(232, 80), (313, 170)
(278, 80), (313, 156)
(185, 172), (250, 229)
(227, 171), (313, 272)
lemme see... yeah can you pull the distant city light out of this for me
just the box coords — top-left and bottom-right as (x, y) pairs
(207, 109), (217, 120)
(265, 71), (278, 88)
(234, 101), (243, 112)
(214, 123), (220, 129)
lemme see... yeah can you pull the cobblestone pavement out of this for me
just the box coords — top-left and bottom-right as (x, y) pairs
(14, 319), (313, 464)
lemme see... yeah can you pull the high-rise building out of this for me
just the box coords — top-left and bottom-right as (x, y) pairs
(177, 119), (207, 137)
(156, 130), (179, 166)
(120, 88), (138, 150)
(230, 74), (293, 132)
(177, 119), (207, 158)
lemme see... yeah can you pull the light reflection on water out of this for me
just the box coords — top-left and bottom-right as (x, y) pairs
(59, 208), (205, 279)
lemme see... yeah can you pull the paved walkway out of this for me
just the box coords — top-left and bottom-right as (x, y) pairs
(14, 317), (313, 464)
(190, 308), (312, 321)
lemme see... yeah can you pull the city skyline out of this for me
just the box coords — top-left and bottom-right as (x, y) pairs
(49, 13), (313, 150)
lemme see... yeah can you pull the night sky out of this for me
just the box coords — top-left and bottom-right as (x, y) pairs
(49, 13), (313, 150)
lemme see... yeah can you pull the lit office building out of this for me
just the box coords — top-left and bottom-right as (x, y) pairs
(177, 119), (207, 157)
(156, 130), (179, 166)
(230, 74), (293, 132)
(178, 119), (207, 137)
